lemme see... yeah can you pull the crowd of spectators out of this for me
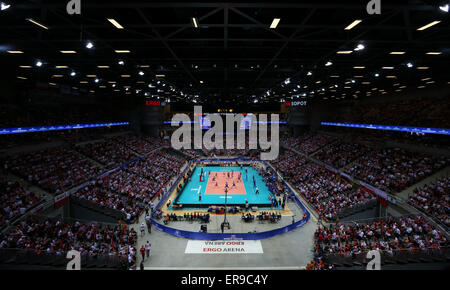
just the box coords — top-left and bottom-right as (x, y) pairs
(272, 150), (376, 220)
(76, 139), (136, 169)
(344, 148), (448, 193)
(311, 215), (449, 268)
(314, 141), (372, 169)
(0, 218), (137, 263)
(127, 150), (185, 182)
(4, 147), (104, 194)
(201, 138), (251, 157)
(0, 178), (43, 228)
(179, 149), (204, 160)
(72, 183), (143, 223)
(73, 150), (185, 219)
(282, 133), (337, 155)
(113, 134), (165, 155)
(408, 176), (449, 229)
(97, 170), (158, 204)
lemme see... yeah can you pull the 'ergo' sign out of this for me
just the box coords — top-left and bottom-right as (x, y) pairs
(146, 100), (161, 106)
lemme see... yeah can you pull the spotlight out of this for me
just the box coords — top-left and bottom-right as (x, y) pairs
(307, 71), (312, 76)
(354, 44), (365, 51)
(325, 61), (333, 66)
(70, 71), (76, 77)
(95, 78), (99, 83)
(118, 60), (124, 65)
(351, 79), (356, 83)
(35, 60), (43, 67)
(374, 73), (380, 77)
(439, 4), (449, 12)
(138, 71), (144, 76)
(86, 41), (94, 49)
(1, 2), (11, 10)
(112, 84), (116, 88)
(406, 62), (414, 68)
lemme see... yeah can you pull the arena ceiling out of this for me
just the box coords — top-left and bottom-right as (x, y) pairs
(1, 0), (449, 107)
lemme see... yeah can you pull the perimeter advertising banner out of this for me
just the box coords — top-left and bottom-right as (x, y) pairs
(185, 240), (264, 254)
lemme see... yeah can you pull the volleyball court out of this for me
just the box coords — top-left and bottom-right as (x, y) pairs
(202, 170), (247, 195)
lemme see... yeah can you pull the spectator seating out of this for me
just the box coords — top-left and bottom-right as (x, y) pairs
(344, 148), (449, 194)
(0, 178), (43, 229)
(408, 176), (449, 230)
(311, 216), (449, 268)
(5, 147), (104, 194)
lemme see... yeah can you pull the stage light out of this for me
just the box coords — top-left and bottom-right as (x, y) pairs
(95, 78), (99, 83)
(270, 18), (281, 29)
(1, 2), (11, 10)
(70, 71), (76, 76)
(35, 60), (42, 67)
(406, 62), (414, 68)
(118, 60), (125, 65)
(439, 4), (449, 12)
(417, 21), (441, 31)
(86, 41), (94, 49)
(192, 17), (199, 28)
(138, 71), (144, 76)
(325, 61), (333, 66)
(26, 18), (49, 30)
(354, 44), (365, 51)
(344, 20), (362, 30)
(107, 18), (124, 29)
(374, 73), (380, 77)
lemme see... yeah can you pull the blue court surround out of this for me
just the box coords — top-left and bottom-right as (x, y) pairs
(170, 165), (279, 209)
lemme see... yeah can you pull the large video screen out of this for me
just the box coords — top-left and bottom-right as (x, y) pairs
(240, 115), (252, 130)
(199, 116), (211, 129)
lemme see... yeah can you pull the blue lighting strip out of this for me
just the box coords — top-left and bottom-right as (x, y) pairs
(0, 122), (130, 135)
(163, 121), (287, 124)
(321, 122), (450, 135)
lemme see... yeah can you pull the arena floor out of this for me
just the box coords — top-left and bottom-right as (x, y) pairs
(133, 201), (318, 269)
(171, 165), (280, 209)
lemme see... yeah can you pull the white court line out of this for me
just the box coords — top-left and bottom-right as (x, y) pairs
(144, 266), (305, 270)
